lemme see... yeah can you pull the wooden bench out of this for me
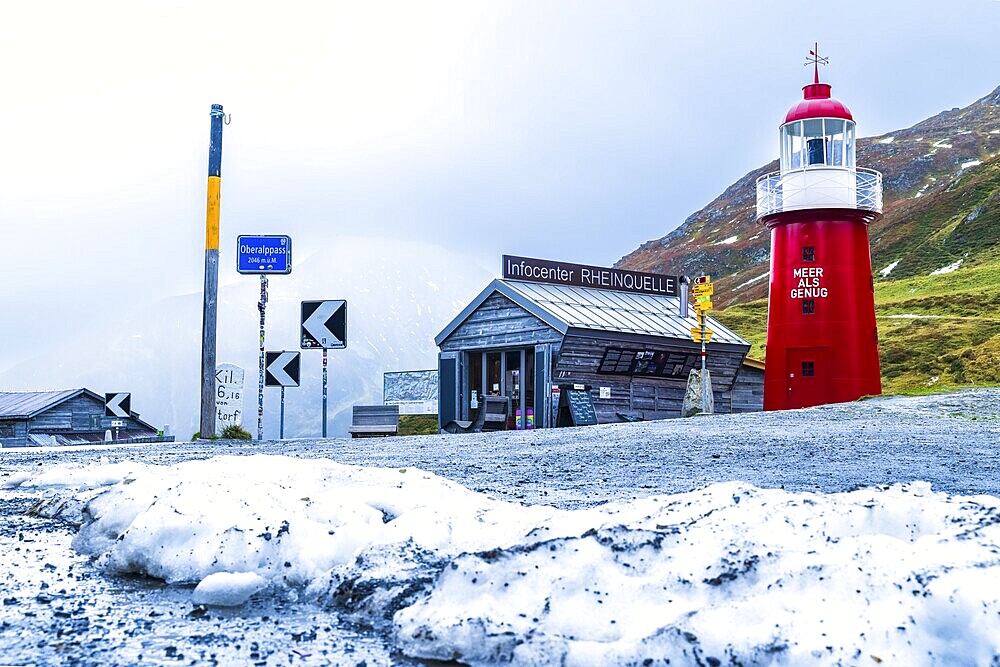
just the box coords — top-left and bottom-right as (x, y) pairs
(442, 396), (511, 434)
(348, 404), (399, 438)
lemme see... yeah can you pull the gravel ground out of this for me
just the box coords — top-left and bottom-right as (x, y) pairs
(2, 388), (1000, 666)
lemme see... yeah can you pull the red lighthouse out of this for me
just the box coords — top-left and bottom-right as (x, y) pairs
(756, 47), (883, 410)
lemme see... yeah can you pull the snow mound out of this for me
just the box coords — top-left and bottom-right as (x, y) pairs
(393, 482), (1000, 664)
(735, 272), (769, 290)
(67, 455), (558, 586)
(3, 460), (142, 491)
(930, 259), (963, 275)
(24, 456), (1000, 664)
(879, 259), (900, 277)
(192, 571), (266, 606)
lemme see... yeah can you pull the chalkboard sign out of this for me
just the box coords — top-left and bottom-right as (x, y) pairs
(556, 384), (598, 427)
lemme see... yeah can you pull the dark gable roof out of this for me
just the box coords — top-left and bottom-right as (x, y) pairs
(435, 279), (750, 348)
(0, 389), (95, 418)
(0, 388), (158, 432)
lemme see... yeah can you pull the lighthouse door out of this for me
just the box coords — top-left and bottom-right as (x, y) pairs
(785, 347), (830, 409)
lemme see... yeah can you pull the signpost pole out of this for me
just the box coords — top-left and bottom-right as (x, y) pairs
(691, 275), (713, 415)
(322, 349), (328, 438)
(300, 300), (345, 438)
(199, 104), (225, 439)
(236, 234), (291, 440)
(699, 273), (708, 414)
(701, 320), (707, 414)
(265, 350), (300, 438)
(257, 275), (268, 440)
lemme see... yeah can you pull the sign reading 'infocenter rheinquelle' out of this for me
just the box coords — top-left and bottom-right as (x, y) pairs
(237, 235), (292, 274)
(502, 255), (678, 297)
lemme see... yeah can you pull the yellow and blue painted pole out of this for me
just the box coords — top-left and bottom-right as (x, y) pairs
(199, 104), (225, 438)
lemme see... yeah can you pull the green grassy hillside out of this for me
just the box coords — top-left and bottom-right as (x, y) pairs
(874, 259), (1000, 392)
(712, 258), (1000, 394)
(870, 157), (1000, 281)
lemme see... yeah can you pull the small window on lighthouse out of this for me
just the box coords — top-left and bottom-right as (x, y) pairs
(826, 119), (846, 166)
(804, 119), (825, 165)
(782, 122), (804, 170)
(801, 361), (815, 377)
(802, 246), (815, 262)
(802, 299), (815, 315)
(846, 122), (856, 167)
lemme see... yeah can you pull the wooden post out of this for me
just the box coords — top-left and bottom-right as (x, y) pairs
(199, 104), (225, 438)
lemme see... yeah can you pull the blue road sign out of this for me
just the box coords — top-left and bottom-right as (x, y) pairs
(237, 235), (292, 274)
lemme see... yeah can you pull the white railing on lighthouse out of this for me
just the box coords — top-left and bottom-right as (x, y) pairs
(756, 167), (883, 219)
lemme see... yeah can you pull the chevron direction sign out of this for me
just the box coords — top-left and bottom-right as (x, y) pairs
(104, 392), (131, 418)
(265, 351), (301, 387)
(301, 300), (347, 349)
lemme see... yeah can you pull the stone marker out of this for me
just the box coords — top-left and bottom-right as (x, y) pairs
(682, 368), (714, 417)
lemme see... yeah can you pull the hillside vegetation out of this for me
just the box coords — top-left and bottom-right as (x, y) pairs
(712, 257), (1000, 393)
(621, 84), (1000, 395)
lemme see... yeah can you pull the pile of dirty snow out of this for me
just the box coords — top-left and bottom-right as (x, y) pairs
(8, 454), (1000, 665)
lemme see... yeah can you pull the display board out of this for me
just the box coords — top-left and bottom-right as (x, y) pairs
(556, 384), (598, 427)
(597, 347), (693, 378)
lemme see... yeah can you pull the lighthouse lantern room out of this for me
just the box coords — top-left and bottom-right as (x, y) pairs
(756, 46), (883, 410)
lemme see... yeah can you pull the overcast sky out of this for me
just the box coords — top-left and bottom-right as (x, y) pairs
(2, 0), (999, 372)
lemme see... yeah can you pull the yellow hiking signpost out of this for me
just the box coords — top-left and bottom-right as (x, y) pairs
(691, 275), (713, 413)
(690, 326), (714, 343)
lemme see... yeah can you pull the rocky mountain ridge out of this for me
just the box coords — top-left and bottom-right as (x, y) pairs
(618, 84), (1000, 308)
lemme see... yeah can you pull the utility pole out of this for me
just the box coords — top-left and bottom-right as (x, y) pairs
(199, 104), (225, 438)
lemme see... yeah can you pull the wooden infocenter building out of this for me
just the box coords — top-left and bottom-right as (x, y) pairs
(435, 256), (761, 430)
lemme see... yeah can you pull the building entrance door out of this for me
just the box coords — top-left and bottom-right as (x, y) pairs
(464, 348), (536, 428)
(502, 350), (534, 428)
(785, 347), (829, 409)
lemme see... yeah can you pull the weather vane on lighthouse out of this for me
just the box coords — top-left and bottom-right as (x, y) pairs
(804, 42), (829, 84)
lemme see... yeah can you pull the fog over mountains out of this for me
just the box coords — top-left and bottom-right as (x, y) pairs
(0, 239), (491, 438)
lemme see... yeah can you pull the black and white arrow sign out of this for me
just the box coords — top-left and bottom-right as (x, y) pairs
(265, 351), (301, 387)
(301, 300), (347, 349)
(104, 392), (131, 418)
